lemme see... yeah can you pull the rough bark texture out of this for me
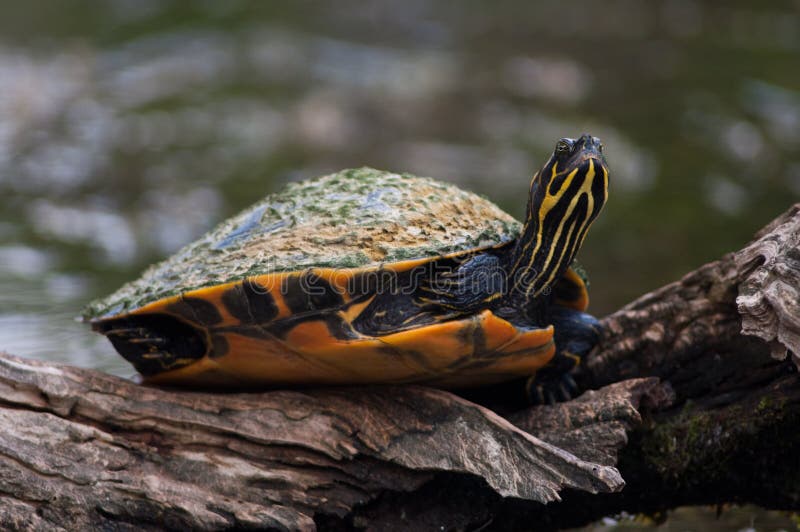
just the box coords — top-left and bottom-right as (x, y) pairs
(0, 356), (621, 531)
(2, 205), (800, 531)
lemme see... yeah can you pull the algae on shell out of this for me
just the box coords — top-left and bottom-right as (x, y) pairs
(85, 168), (522, 319)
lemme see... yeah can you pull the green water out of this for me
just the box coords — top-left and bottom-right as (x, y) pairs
(0, 2), (798, 526)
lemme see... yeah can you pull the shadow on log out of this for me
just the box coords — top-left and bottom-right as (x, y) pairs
(2, 205), (799, 531)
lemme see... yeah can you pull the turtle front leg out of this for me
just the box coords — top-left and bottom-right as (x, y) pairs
(526, 307), (601, 404)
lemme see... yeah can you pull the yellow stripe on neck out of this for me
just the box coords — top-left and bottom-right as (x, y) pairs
(526, 159), (597, 298)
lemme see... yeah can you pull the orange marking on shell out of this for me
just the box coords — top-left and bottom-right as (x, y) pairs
(128, 294), (181, 316)
(322, 269), (355, 302)
(103, 241), (513, 323)
(379, 318), (471, 364)
(142, 309), (557, 390)
(247, 273), (292, 319)
(341, 296), (375, 322)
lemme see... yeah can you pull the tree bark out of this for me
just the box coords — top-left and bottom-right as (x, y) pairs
(1, 205), (799, 531)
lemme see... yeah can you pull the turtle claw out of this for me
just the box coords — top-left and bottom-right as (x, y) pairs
(527, 371), (580, 405)
(562, 372), (578, 394)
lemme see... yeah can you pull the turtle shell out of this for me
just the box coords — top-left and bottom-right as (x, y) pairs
(86, 167), (590, 389)
(85, 167), (521, 320)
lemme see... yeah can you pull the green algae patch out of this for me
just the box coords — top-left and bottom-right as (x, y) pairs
(85, 167), (522, 319)
(640, 396), (791, 483)
(642, 404), (724, 479)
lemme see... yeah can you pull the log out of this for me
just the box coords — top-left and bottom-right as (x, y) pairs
(0, 357), (622, 530)
(1, 205), (799, 531)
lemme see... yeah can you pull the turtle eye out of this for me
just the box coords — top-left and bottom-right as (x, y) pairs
(598, 142), (604, 153)
(555, 139), (573, 154)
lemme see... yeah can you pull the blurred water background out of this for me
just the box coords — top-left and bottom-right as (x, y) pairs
(0, 1), (798, 527)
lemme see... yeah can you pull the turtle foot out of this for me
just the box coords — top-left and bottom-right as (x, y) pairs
(526, 370), (580, 405)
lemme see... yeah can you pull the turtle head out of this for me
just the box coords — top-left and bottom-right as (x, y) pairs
(508, 134), (609, 308)
(531, 134), (608, 230)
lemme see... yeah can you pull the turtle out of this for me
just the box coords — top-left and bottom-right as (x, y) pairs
(85, 134), (609, 401)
